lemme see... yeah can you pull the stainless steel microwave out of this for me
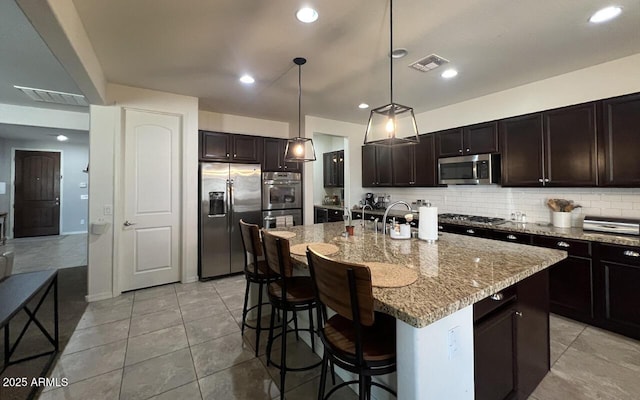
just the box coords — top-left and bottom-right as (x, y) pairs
(438, 153), (501, 185)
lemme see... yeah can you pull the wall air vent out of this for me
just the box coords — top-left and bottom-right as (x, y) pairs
(408, 54), (449, 72)
(14, 85), (89, 107)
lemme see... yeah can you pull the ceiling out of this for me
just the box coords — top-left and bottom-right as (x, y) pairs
(1, 0), (639, 131)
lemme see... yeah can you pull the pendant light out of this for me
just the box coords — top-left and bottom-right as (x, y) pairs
(284, 57), (317, 162)
(363, 0), (419, 147)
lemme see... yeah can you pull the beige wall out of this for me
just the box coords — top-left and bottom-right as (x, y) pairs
(87, 84), (199, 301)
(199, 110), (289, 139)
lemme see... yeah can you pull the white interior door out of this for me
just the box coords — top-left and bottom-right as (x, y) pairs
(119, 109), (181, 291)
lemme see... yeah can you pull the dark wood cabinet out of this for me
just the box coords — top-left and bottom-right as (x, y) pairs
(392, 134), (438, 186)
(490, 230), (532, 244)
(600, 93), (640, 186)
(436, 123), (498, 158)
(362, 145), (392, 187)
(544, 103), (598, 186)
(501, 103), (598, 187)
(263, 138), (300, 172)
(435, 128), (464, 157)
(323, 150), (344, 187)
(532, 237), (594, 323)
(200, 131), (262, 163)
(439, 223), (490, 238)
(474, 269), (550, 400)
(500, 113), (545, 186)
(596, 243), (640, 339)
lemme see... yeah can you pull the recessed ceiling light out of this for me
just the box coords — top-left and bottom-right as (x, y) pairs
(239, 74), (255, 84)
(589, 6), (622, 23)
(358, 103), (369, 109)
(441, 68), (458, 79)
(296, 7), (318, 23)
(56, 135), (68, 142)
(391, 48), (408, 59)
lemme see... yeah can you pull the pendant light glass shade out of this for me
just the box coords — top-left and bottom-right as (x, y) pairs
(284, 57), (317, 162)
(364, 0), (419, 147)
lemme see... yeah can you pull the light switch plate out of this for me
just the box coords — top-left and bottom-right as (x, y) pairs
(80, 194), (89, 200)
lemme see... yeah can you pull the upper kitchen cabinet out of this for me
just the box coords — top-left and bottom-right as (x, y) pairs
(500, 113), (545, 186)
(392, 134), (438, 186)
(501, 103), (598, 187)
(600, 93), (640, 186)
(262, 138), (300, 173)
(543, 103), (598, 186)
(200, 131), (262, 163)
(436, 122), (498, 158)
(323, 150), (344, 187)
(362, 145), (392, 187)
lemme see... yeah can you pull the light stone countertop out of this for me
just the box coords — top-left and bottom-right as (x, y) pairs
(315, 205), (640, 247)
(272, 222), (566, 328)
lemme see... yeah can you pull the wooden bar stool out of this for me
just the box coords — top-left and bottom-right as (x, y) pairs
(261, 230), (322, 399)
(238, 220), (279, 357)
(306, 248), (397, 400)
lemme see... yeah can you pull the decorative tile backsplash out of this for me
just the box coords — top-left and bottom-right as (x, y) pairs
(369, 186), (640, 226)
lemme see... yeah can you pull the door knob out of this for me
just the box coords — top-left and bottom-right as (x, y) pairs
(123, 220), (136, 227)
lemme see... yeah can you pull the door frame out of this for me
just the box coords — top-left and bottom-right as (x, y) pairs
(9, 148), (64, 240)
(112, 107), (184, 295)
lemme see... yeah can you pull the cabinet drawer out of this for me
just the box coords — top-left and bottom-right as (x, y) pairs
(327, 209), (343, 222)
(491, 231), (532, 244)
(443, 224), (490, 238)
(598, 243), (640, 266)
(532, 236), (591, 257)
(474, 286), (518, 322)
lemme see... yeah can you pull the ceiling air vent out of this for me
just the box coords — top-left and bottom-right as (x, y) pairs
(14, 85), (89, 107)
(408, 54), (449, 72)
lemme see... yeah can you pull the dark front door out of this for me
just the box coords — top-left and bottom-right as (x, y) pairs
(14, 150), (61, 237)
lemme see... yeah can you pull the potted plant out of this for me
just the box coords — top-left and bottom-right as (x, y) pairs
(546, 199), (581, 228)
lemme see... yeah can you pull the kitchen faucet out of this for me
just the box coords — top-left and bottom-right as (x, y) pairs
(361, 204), (373, 227)
(382, 201), (411, 235)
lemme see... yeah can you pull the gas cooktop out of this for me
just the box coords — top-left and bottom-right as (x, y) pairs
(439, 213), (507, 226)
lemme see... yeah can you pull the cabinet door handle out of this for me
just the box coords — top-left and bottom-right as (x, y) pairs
(538, 178), (544, 183)
(506, 234), (517, 240)
(624, 250), (640, 257)
(544, 178), (550, 183)
(226, 153), (230, 158)
(515, 311), (523, 318)
(557, 241), (570, 248)
(466, 229), (475, 234)
(458, 149), (463, 153)
(438, 225), (443, 230)
(466, 148), (470, 152)
(234, 153), (237, 158)
(490, 293), (504, 301)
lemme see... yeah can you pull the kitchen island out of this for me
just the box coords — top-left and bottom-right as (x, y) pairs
(270, 222), (567, 399)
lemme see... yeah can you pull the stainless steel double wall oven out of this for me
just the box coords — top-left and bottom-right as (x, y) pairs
(261, 172), (302, 228)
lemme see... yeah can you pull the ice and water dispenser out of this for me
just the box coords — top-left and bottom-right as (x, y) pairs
(209, 191), (225, 216)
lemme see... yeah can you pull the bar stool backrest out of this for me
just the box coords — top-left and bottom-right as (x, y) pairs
(261, 230), (293, 278)
(306, 248), (375, 327)
(239, 219), (263, 275)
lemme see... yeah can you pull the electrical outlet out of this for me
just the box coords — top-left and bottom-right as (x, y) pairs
(103, 205), (112, 216)
(80, 194), (89, 200)
(80, 219), (85, 225)
(448, 326), (459, 360)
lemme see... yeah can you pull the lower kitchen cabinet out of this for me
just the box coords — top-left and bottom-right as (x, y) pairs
(597, 243), (640, 339)
(440, 223), (489, 238)
(531, 237), (594, 323)
(314, 207), (343, 224)
(474, 269), (550, 400)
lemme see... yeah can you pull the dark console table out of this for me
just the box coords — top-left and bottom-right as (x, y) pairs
(1, 270), (59, 398)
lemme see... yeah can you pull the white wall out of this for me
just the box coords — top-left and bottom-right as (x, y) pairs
(199, 110), (289, 138)
(87, 84), (198, 301)
(0, 104), (89, 131)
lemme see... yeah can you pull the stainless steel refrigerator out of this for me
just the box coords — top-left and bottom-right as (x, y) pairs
(199, 163), (262, 279)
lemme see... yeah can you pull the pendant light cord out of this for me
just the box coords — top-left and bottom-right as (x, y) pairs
(298, 62), (302, 137)
(389, 0), (393, 104)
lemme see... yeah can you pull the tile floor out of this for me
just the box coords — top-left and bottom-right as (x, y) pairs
(39, 275), (640, 400)
(2, 234), (88, 274)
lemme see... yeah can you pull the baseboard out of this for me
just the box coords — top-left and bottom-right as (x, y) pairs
(85, 292), (113, 302)
(183, 275), (199, 284)
(61, 230), (88, 235)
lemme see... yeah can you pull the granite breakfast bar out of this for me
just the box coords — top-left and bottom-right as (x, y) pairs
(268, 222), (567, 399)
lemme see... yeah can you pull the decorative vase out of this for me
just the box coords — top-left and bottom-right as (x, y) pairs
(552, 212), (572, 228)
